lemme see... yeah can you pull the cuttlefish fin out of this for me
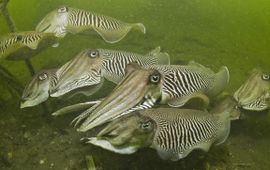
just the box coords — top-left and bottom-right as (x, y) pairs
(208, 66), (230, 97)
(102, 72), (122, 84)
(92, 23), (145, 43)
(156, 148), (190, 161)
(156, 142), (211, 161)
(188, 61), (214, 74)
(188, 60), (205, 67)
(215, 117), (230, 145)
(167, 93), (210, 108)
(67, 25), (90, 34)
(24, 41), (39, 50)
(84, 137), (138, 154)
(105, 62), (140, 84)
(51, 100), (101, 116)
(51, 43), (59, 48)
(125, 62), (142, 74)
(197, 142), (212, 152)
(146, 46), (170, 65)
(146, 46), (161, 56)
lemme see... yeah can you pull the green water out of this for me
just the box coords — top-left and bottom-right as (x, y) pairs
(0, 0), (270, 169)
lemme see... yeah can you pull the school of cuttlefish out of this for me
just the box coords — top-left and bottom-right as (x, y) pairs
(1, 6), (270, 161)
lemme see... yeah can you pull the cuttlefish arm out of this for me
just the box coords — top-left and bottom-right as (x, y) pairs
(84, 137), (139, 154)
(75, 63), (162, 132)
(51, 100), (102, 116)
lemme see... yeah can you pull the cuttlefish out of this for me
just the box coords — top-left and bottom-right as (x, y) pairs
(234, 69), (270, 111)
(83, 96), (238, 161)
(71, 62), (229, 132)
(21, 47), (169, 108)
(36, 6), (146, 43)
(0, 31), (59, 60)
(51, 46), (169, 97)
(21, 69), (58, 108)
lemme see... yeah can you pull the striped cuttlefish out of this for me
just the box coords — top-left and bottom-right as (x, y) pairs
(234, 69), (270, 111)
(0, 31), (59, 60)
(21, 47), (169, 108)
(35, 6), (146, 43)
(83, 96), (239, 161)
(67, 62), (230, 132)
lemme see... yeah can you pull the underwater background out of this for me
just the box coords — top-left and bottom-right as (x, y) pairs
(0, 0), (270, 169)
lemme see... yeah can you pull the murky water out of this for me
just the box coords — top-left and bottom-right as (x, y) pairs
(0, 0), (270, 169)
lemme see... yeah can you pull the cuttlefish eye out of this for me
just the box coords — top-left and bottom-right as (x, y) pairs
(58, 6), (68, 13)
(140, 120), (153, 132)
(149, 72), (161, 84)
(38, 73), (48, 81)
(88, 50), (99, 58)
(16, 35), (23, 41)
(261, 73), (270, 80)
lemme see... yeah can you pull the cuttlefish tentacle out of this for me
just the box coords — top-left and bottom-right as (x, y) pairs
(76, 63), (162, 132)
(71, 101), (101, 127)
(51, 100), (102, 117)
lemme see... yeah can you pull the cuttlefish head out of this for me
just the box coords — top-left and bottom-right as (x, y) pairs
(84, 112), (155, 154)
(210, 96), (241, 120)
(36, 6), (69, 37)
(50, 49), (103, 97)
(234, 69), (270, 111)
(76, 63), (163, 132)
(21, 69), (56, 108)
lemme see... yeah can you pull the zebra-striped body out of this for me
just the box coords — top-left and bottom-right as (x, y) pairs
(0, 33), (41, 52)
(36, 6), (146, 43)
(234, 69), (270, 111)
(0, 31), (58, 60)
(153, 113), (219, 151)
(68, 9), (125, 31)
(150, 65), (214, 98)
(142, 109), (224, 160)
(99, 47), (169, 83)
(0, 35), (21, 54)
(85, 106), (231, 161)
(146, 64), (229, 107)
